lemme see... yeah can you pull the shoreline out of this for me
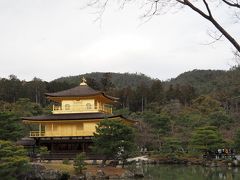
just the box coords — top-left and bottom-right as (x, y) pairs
(144, 155), (240, 167)
(25, 157), (240, 180)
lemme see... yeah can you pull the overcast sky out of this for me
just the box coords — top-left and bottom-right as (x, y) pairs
(0, 0), (238, 81)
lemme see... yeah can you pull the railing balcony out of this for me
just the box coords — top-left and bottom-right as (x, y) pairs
(30, 131), (45, 137)
(52, 104), (112, 114)
(29, 130), (94, 137)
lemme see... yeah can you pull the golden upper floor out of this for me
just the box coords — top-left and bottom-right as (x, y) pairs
(23, 115), (136, 138)
(45, 78), (117, 114)
(52, 99), (112, 114)
(29, 120), (97, 137)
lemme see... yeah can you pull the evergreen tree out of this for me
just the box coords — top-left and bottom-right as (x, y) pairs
(234, 129), (240, 153)
(0, 112), (25, 141)
(100, 73), (115, 92)
(73, 153), (86, 174)
(190, 126), (224, 152)
(150, 80), (164, 104)
(92, 119), (136, 166)
(0, 140), (29, 180)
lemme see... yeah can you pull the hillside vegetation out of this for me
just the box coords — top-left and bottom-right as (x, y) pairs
(0, 67), (239, 157)
(54, 72), (154, 89)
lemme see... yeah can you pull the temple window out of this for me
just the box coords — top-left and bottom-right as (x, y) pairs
(53, 125), (58, 131)
(86, 103), (92, 110)
(77, 124), (83, 130)
(65, 104), (70, 110)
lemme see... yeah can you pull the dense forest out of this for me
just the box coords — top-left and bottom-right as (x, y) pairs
(0, 66), (240, 152)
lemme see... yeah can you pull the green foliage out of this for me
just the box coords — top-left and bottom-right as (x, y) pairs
(130, 111), (171, 136)
(73, 153), (86, 174)
(13, 98), (43, 116)
(135, 121), (158, 150)
(100, 73), (115, 92)
(62, 159), (70, 165)
(0, 98), (43, 117)
(149, 80), (164, 104)
(54, 72), (153, 90)
(0, 112), (25, 141)
(233, 129), (240, 152)
(208, 111), (232, 128)
(92, 119), (136, 163)
(146, 113), (171, 136)
(177, 108), (202, 128)
(38, 146), (49, 155)
(161, 137), (183, 154)
(190, 126), (224, 152)
(192, 96), (223, 115)
(36, 146), (49, 161)
(60, 172), (70, 180)
(0, 140), (29, 180)
(0, 70), (239, 156)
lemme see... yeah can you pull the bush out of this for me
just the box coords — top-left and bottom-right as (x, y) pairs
(62, 159), (70, 165)
(0, 140), (30, 179)
(60, 172), (70, 180)
(73, 153), (86, 174)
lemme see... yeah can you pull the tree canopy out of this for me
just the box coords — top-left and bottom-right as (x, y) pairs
(190, 126), (224, 152)
(92, 119), (136, 165)
(0, 112), (26, 141)
(0, 140), (29, 180)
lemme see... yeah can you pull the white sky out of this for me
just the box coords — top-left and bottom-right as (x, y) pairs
(0, 0), (238, 81)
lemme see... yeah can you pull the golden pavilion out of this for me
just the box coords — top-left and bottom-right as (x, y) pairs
(22, 78), (135, 158)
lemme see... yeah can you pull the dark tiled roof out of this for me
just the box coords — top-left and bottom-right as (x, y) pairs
(22, 113), (135, 122)
(16, 138), (36, 146)
(45, 85), (118, 101)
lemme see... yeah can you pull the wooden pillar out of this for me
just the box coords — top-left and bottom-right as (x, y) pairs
(236, 101), (238, 113)
(51, 123), (53, 136)
(82, 142), (85, 152)
(39, 123), (41, 136)
(50, 138), (53, 152)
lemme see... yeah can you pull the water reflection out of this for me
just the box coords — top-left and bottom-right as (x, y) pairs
(143, 165), (240, 180)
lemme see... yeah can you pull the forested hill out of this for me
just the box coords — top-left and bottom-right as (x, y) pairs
(53, 72), (154, 89)
(53, 67), (240, 98)
(167, 67), (240, 98)
(166, 69), (225, 95)
(1, 67), (239, 146)
(0, 67), (239, 107)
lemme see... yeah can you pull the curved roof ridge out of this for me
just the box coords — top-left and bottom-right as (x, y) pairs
(45, 85), (100, 97)
(45, 84), (118, 101)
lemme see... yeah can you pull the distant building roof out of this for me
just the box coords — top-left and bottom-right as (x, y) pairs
(16, 138), (36, 146)
(22, 113), (137, 123)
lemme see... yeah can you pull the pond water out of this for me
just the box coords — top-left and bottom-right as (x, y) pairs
(142, 164), (240, 180)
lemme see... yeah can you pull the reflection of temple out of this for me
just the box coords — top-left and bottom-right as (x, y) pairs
(22, 78), (135, 159)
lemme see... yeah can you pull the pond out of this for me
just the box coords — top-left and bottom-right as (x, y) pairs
(142, 164), (240, 180)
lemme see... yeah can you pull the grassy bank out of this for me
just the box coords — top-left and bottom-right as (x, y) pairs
(42, 161), (126, 176)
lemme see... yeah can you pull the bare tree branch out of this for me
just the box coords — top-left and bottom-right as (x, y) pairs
(182, 0), (211, 20)
(181, 0), (240, 52)
(202, 0), (212, 17)
(222, 0), (240, 8)
(200, 31), (223, 45)
(85, 0), (240, 53)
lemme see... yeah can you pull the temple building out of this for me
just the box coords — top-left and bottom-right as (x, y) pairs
(22, 78), (135, 159)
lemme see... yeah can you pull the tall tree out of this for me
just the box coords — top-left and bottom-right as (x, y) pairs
(0, 140), (29, 180)
(92, 119), (136, 166)
(166, 85), (176, 101)
(100, 73), (115, 92)
(190, 126), (224, 152)
(0, 112), (26, 141)
(149, 79), (165, 104)
(234, 129), (240, 152)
